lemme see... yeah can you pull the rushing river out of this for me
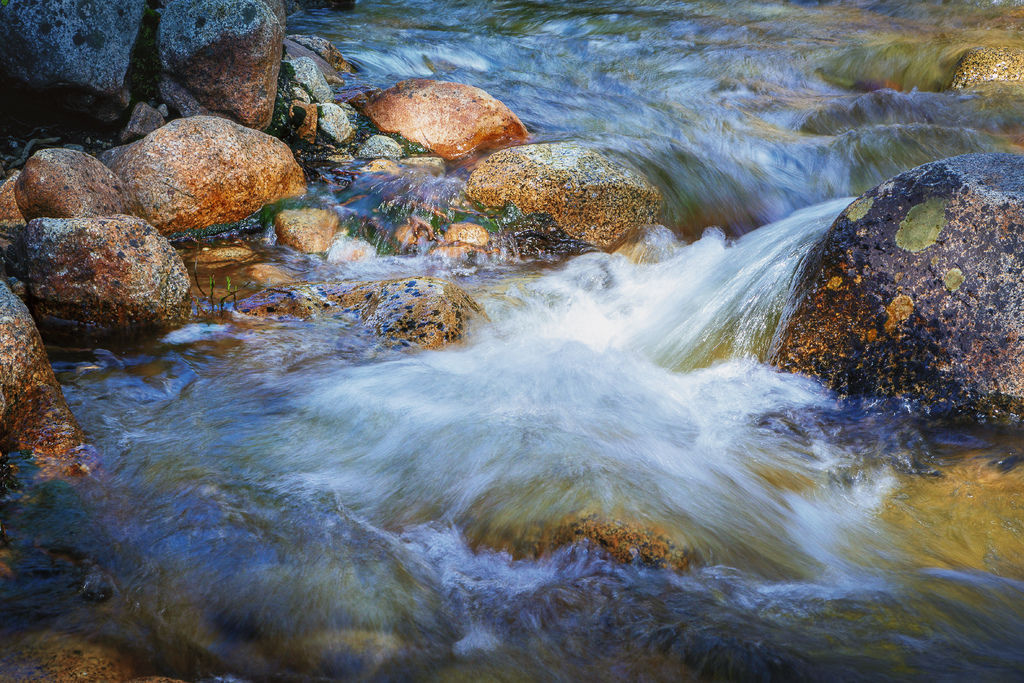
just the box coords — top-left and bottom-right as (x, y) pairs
(5, 1), (1024, 680)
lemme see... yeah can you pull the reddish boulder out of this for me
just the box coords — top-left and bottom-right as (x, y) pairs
(11, 215), (191, 335)
(14, 149), (135, 221)
(273, 208), (339, 253)
(361, 79), (528, 160)
(104, 116), (306, 235)
(0, 174), (24, 230)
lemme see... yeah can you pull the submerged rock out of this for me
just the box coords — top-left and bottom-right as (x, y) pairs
(12, 215), (191, 336)
(541, 516), (692, 571)
(235, 277), (485, 349)
(0, 632), (137, 682)
(274, 207), (340, 253)
(0, 282), (85, 468)
(0, 0), (147, 122)
(465, 142), (662, 251)
(361, 79), (529, 160)
(772, 153), (1024, 417)
(104, 116), (306, 235)
(950, 47), (1024, 90)
(159, 0), (284, 129)
(444, 222), (489, 247)
(15, 149), (135, 221)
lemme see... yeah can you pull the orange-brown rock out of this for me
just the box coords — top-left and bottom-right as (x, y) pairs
(539, 515), (693, 571)
(11, 216), (191, 336)
(274, 208), (340, 253)
(0, 632), (137, 682)
(244, 263), (294, 285)
(444, 222), (489, 247)
(430, 244), (484, 260)
(773, 153), (1024, 417)
(289, 100), (318, 143)
(394, 215), (436, 252)
(158, 0), (283, 129)
(0, 281), (86, 469)
(104, 116), (306, 235)
(465, 142), (662, 250)
(0, 173), (24, 229)
(14, 148), (135, 221)
(361, 79), (529, 160)
(235, 277), (485, 349)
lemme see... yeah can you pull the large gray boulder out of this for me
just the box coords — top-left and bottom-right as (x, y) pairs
(159, 0), (284, 129)
(0, 0), (147, 122)
(773, 153), (1024, 417)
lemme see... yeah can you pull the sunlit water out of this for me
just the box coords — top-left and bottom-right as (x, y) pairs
(4, 1), (1024, 680)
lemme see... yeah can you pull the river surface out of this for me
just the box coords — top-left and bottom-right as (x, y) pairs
(4, 1), (1024, 680)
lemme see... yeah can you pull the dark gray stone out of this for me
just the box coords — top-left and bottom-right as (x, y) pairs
(0, 0), (147, 122)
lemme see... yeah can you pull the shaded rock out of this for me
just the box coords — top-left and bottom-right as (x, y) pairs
(13, 216), (191, 336)
(317, 103), (355, 144)
(444, 222), (489, 247)
(0, 632), (136, 682)
(120, 102), (167, 144)
(274, 208), (339, 252)
(0, 0), (146, 122)
(772, 153), (1024, 417)
(465, 142), (662, 251)
(104, 116), (306, 235)
(951, 47), (1024, 90)
(14, 149), (133, 221)
(283, 37), (344, 85)
(235, 277), (484, 349)
(0, 174), (24, 230)
(539, 515), (692, 571)
(244, 262), (294, 285)
(0, 282), (85, 468)
(287, 34), (354, 73)
(356, 135), (403, 160)
(159, 0), (283, 129)
(288, 56), (334, 103)
(361, 79), (529, 160)
(289, 100), (319, 143)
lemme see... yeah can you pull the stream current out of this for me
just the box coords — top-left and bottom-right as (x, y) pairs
(5, 1), (1024, 680)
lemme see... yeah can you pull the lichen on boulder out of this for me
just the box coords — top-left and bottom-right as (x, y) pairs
(950, 47), (1024, 90)
(772, 153), (1024, 417)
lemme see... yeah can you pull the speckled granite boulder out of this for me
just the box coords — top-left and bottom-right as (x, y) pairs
(0, 0), (146, 122)
(0, 282), (85, 467)
(356, 135), (403, 160)
(274, 207), (339, 252)
(11, 216), (191, 335)
(772, 153), (1024, 417)
(159, 0), (283, 128)
(235, 277), (484, 349)
(951, 47), (1024, 89)
(0, 174), (24, 230)
(286, 34), (353, 73)
(288, 56), (333, 103)
(361, 79), (528, 160)
(465, 142), (662, 250)
(0, 632), (136, 682)
(15, 149), (135, 221)
(103, 116), (306, 235)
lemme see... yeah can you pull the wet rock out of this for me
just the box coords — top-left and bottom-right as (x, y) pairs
(12, 215), (191, 336)
(326, 236), (375, 263)
(363, 159), (402, 175)
(0, 174), (24, 230)
(0, 0), (146, 122)
(465, 142), (662, 251)
(430, 243), (484, 260)
(283, 37), (344, 85)
(444, 222), (489, 247)
(120, 102), (167, 144)
(539, 515), (692, 571)
(14, 149), (134, 221)
(0, 632), (136, 682)
(244, 262), (294, 285)
(950, 47), (1024, 90)
(290, 100), (319, 144)
(193, 243), (259, 267)
(772, 153), (1024, 417)
(317, 103), (355, 144)
(361, 79), (529, 160)
(104, 116), (306, 235)
(159, 0), (283, 129)
(356, 135), (403, 160)
(274, 208), (340, 253)
(235, 277), (485, 349)
(0, 282), (85, 467)
(401, 156), (446, 175)
(394, 216), (436, 252)
(287, 34), (354, 73)
(289, 56), (334, 103)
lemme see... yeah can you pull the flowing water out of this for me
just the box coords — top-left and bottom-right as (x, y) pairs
(5, 1), (1024, 680)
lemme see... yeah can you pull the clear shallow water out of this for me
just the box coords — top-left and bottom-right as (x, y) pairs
(4, 1), (1024, 681)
